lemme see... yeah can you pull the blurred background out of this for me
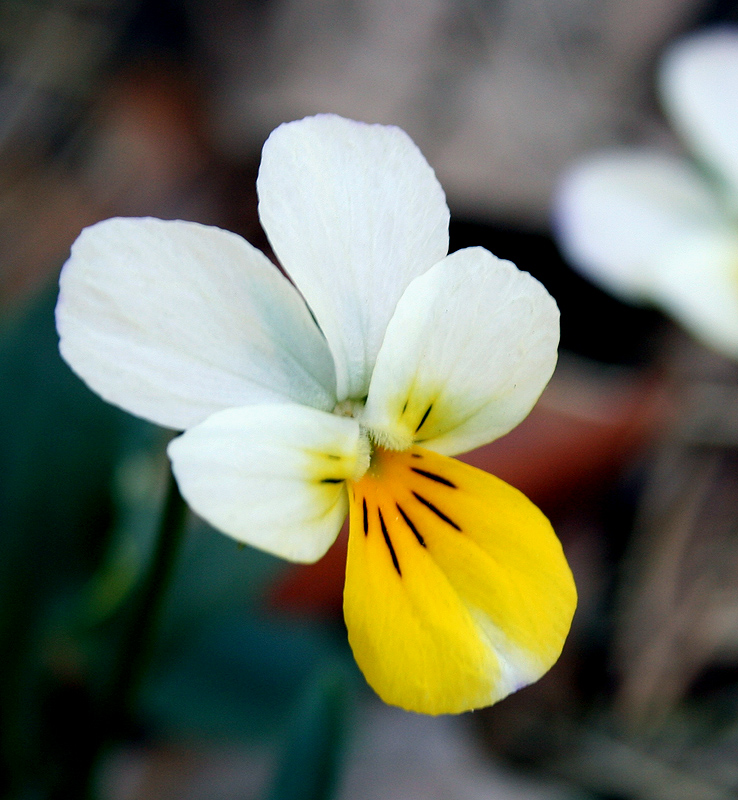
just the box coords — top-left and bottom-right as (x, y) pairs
(3, 0), (738, 798)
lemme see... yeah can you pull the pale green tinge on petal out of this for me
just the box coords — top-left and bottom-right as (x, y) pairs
(650, 227), (738, 360)
(257, 114), (450, 403)
(660, 28), (738, 202)
(168, 404), (368, 563)
(362, 247), (559, 457)
(555, 150), (725, 304)
(56, 217), (337, 431)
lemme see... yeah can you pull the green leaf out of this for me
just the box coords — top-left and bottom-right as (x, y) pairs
(0, 284), (148, 788)
(141, 613), (356, 744)
(266, 661), (353, 800)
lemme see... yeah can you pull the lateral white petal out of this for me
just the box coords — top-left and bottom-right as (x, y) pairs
(168, 404), (367, 563)
(555, 151), (724, 302)
(57, 218), (336, 430)
(650, 226), (738, 360)
(660, 28), (738, 200)
(362, 247), (559, 457)
(257, 114), (450, 402)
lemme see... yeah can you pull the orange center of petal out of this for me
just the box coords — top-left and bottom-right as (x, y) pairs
(349, 445), (462, 576)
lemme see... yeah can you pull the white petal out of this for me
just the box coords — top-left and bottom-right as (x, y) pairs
(555, 151), (724, 303)
(57, 218), (336, 430)
(650, 226), (738, 360)
(660, 28), (738, 200)
(362, 247), (559, 456)
(257, 114), (450, 402)
(168, 404), (368, 563)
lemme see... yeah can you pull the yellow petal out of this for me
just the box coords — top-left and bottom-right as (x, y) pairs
(344, 446), (576, 715)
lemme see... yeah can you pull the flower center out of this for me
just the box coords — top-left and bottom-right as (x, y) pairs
(332, 396), (417, 482)
(333, 398), (365, 418)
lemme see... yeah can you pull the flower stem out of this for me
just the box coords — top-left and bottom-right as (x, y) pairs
(110, 468), (189, 716)
(64, 468), (189, 800)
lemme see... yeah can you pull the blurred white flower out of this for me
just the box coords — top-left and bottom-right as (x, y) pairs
(56, 114), (575, 715)
(556, 28), (738, 359)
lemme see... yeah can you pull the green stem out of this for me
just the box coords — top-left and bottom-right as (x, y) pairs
(61, 468), (189, 800)
(111, 469), (189, 715)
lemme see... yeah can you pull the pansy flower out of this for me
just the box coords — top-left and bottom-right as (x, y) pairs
(556, 28), (738, 360)
(56, 114), (576, 715)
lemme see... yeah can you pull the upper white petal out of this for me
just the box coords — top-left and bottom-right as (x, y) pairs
(660, 28), (738, 201)
(257, 114), (450, 402)
(362, 247), (559, 456)
(56, 217), (336, 430)
(555, 151), (724, 303)
(168, 404), (368, 563)
(650, 226), (738, 360)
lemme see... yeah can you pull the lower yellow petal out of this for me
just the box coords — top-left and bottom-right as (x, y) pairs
(344, 446), (576, 715)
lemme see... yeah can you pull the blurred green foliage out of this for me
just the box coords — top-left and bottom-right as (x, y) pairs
(267, 663), (352, 800)
(0, 284), (358, 799)
(0, 285), (134, 794)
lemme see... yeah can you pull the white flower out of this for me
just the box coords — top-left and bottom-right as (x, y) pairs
(56, 114), (576, 715)
(556, 28), (738, 360)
